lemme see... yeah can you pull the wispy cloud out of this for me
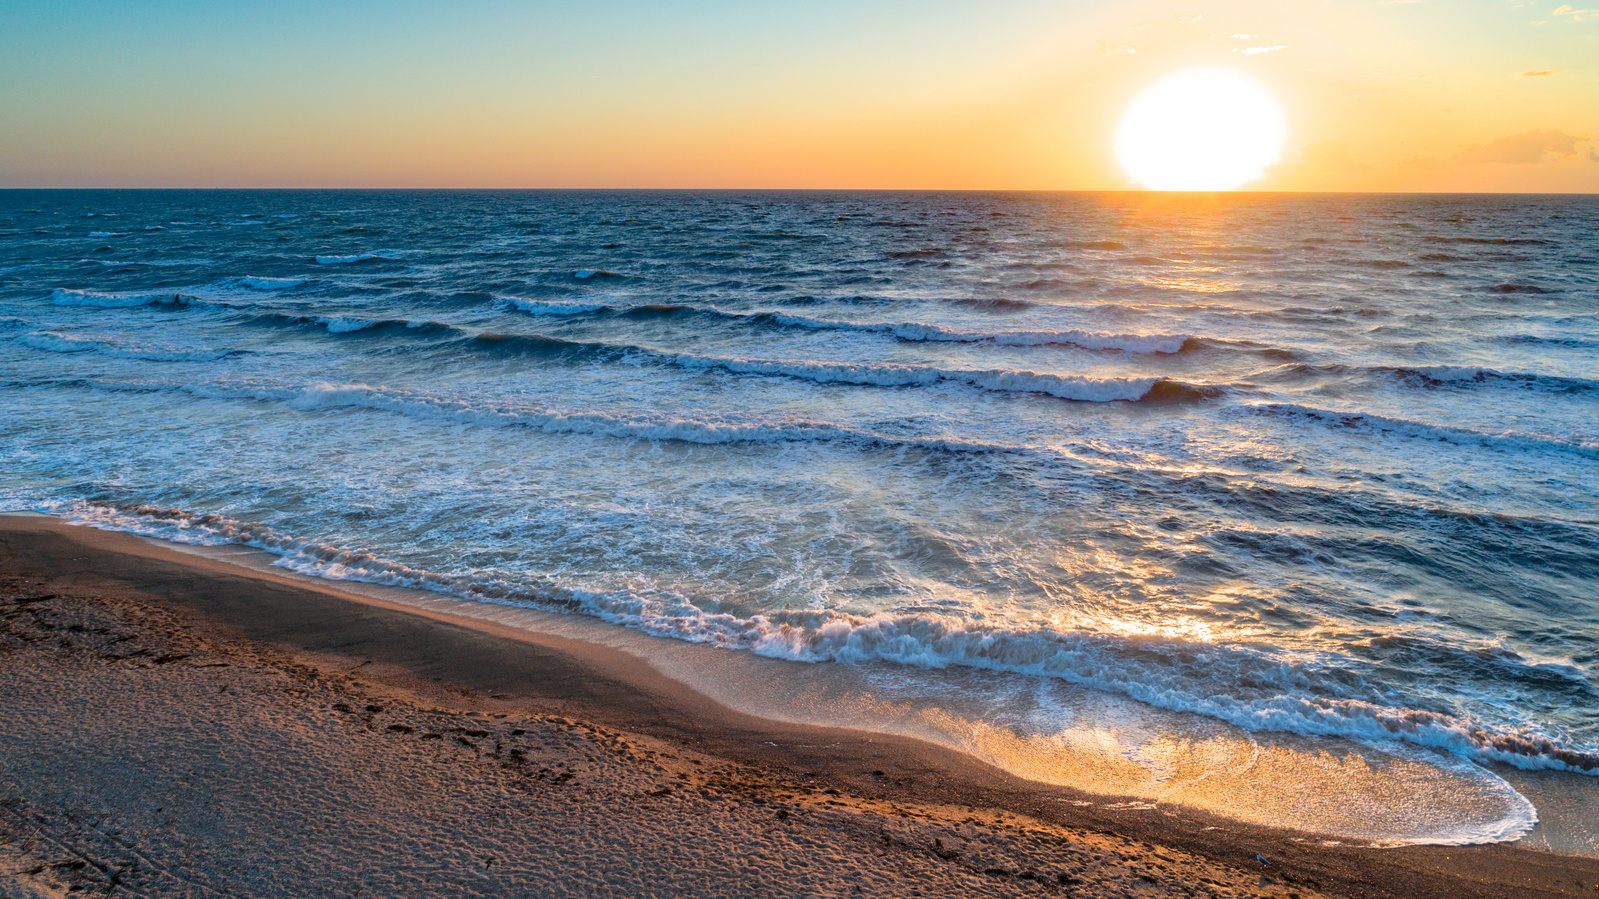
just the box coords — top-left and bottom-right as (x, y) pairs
(1523, 70), (1557, 76)
(1235, 45), (1288, 56)
(1461, 130), (1588, 164)
(1550, 5), (1599, 21)
(1098, 41), (1137, 55)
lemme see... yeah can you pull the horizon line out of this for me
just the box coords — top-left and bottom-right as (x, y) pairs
(2, 187), (1597, 197)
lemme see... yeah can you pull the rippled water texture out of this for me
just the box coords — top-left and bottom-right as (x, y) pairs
(2, 190), (1596, 842)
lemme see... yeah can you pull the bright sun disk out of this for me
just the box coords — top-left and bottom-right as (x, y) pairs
(1115, 67), (1287, 191)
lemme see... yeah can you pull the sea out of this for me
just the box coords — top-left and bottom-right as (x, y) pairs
(2, 190), (1595, 851)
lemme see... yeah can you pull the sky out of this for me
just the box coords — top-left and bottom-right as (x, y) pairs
(1, 0), (1595, 191)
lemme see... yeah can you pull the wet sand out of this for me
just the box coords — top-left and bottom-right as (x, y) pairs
(1, 515), (1595, 898)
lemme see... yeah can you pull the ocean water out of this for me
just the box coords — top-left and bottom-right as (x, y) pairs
(2, 190), (1596, 846)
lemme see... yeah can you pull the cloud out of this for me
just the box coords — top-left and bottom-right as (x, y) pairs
(1460, 130), (1587, 164)
(1235, 45), (1288, 56)
(1522, 70), (1556, 76)
(1098, 41), (1137, 54)
(1229, 33), (1258, 39)
(1551, 5), (1599, 20)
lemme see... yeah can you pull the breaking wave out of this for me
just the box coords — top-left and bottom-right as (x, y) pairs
(495, 296), (1199, 354)
(1251, 402), (1599, 459)
(36, 500), (1599, 777)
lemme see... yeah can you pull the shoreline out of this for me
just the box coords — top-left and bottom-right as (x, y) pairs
(2, 515), (1596, 897)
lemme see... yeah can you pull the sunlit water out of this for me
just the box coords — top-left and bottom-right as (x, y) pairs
(2, 190), (1595, 848)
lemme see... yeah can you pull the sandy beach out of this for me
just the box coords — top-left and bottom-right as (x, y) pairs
(1, 515), (1595, 898)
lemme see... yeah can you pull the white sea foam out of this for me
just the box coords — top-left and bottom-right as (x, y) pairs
(319, 317), (379, 334)
(234, 277), (307, 291)
(49, 288), (191, 308)
(33, 498), (1599, 780)
(498, 297), (613, 316)
(87, 231), (128, 238)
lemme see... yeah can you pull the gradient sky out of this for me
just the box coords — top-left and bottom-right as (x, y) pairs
(2, 0), (1595, 190)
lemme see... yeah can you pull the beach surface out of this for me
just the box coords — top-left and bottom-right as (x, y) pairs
(1, 515), (1595, 899)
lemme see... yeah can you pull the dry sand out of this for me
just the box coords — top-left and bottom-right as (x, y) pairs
(1, 516), (1596, 898)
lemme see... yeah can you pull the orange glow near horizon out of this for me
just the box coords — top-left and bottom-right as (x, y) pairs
(0, 1), (1595, 191)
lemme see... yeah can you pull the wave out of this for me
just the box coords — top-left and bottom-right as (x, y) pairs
(250, 312), (460, 336)
(668, 354), (1217, 403)
(751, 311), (1198, 354)
(48, 288), (216, 309)
(1427, 236), (1552, 246)
(1382, 365), (1599, 393)
(87, 231), (128, 238)
(315, 252), (398, 264)
(495, 296), (1199, 354)
(29, 376), (1020, 456)
(1497, 334), (1599, 350)
(229, 276), (308, 291)
(950, 297), (1038, 311)
(37, 499), (1599, 777)
(498, 298), (613, 316)
(167, 305), (1214, 404)
(467, 330), (1216, 403)
(1251, 402), (1599, 459)
(16, 331), (239, 363)
(1260, 362), (1599, 394)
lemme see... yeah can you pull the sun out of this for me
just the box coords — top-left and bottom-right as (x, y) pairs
(1115, 67), (1287, 191)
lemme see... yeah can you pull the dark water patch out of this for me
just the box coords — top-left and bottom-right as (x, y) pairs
(1428, 236), (1554, 246)
(1257, 362), (1599, 395)
(952, 297), (1038, 312)
(1250, 402), (1599, 459)
(1497, 334), (1599, 350)
(246, 311), (463, 338)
